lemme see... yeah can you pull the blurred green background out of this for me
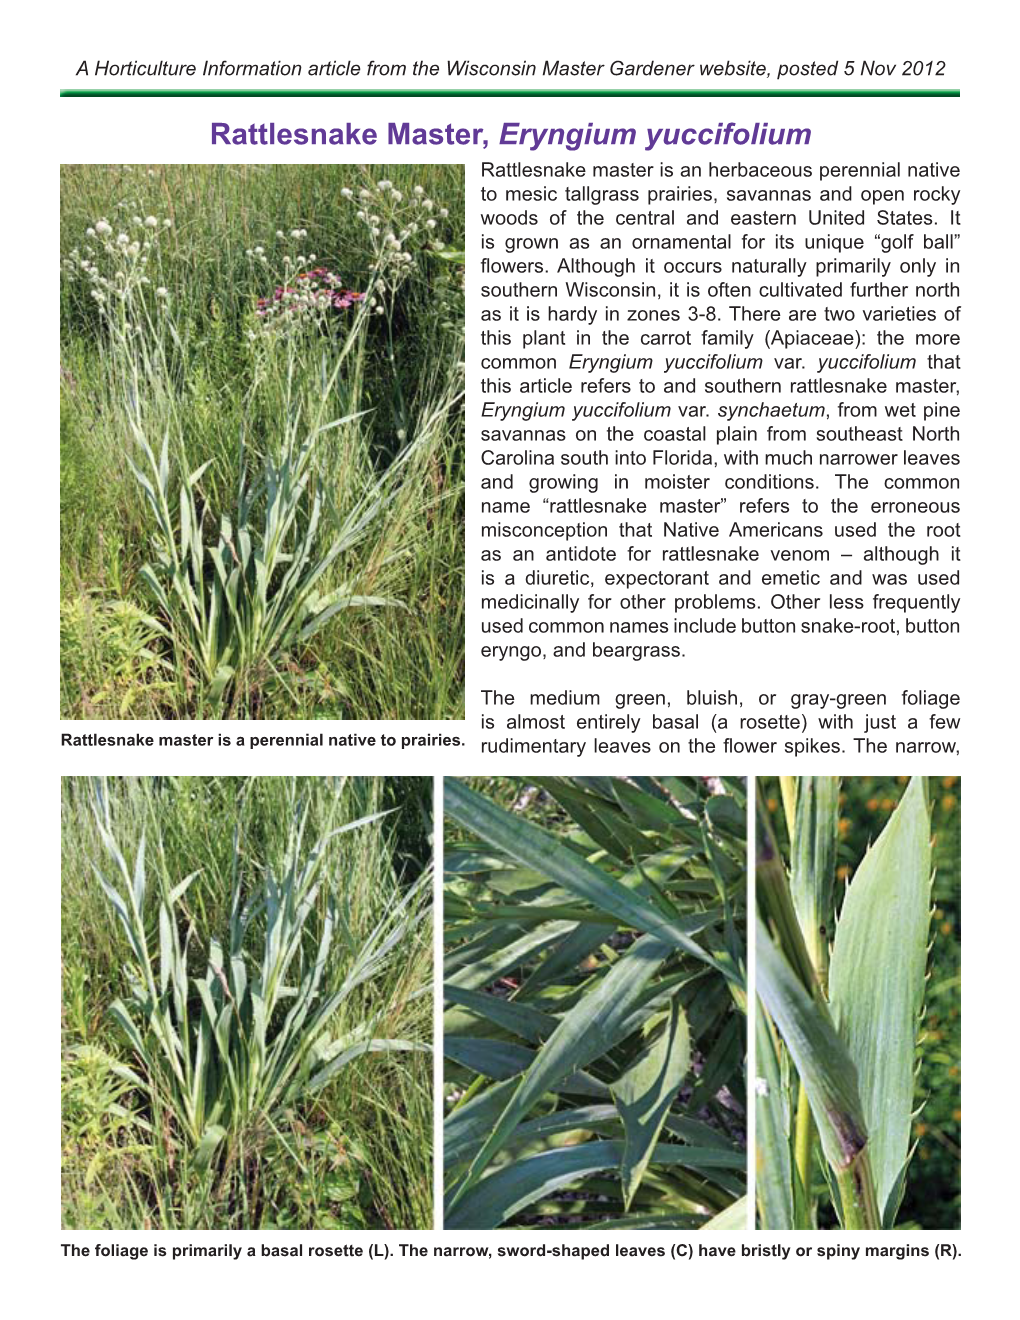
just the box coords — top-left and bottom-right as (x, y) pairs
(762, 776), (961, 1229)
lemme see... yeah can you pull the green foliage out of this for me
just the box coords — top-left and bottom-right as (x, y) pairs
(260, 1124), (375, 1230)
(838, 778), (961, 1229)
(62, 776), (433, 1229)
(756, 914), (870, 1188)
(828, 777), (932, 1224)
(128, 412), (414, 712)
(789, 777), (839, 989)
(756, 776), (958, 1230)
(60, 164), (464, 719)
(60, 596), (172, 718)
(444, 776), (747, 1229)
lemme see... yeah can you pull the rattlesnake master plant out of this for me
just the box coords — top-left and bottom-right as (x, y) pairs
(89, 779), (430, 1175)
(756, 776), (934, 1229)
(61, 166), (466, 721)
(444, 776), (747, 1230)
(128, 410), (415, 710)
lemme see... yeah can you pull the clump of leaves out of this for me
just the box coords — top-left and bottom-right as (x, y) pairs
(90, 779), (430, 1176)
(443, 776), (747, 1229)
(756, 776), (935, 1229)
(129, 410), (414, 712)
(60, 596), (172, 718)
(261, 1123), (375, 1229)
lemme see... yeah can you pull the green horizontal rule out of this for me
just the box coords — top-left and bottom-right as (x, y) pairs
(59, 87), (960, 98)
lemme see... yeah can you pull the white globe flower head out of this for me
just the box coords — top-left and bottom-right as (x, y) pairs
(145, 216), (158, 229)
(396, 428), (406, 441)
(254, 245), (264, 255)
(341, 187), (353, 198)
(163, 218), (173, 228)
(132, 216), (142, 226)
(392, 190), (403, 201)
(277, 230), (285, 239)
(378, 180), (392, 191)
(156, 286), (168, 298)
(422, 199), (433, 211)
(86, 227), (96, 238)
(426, 219), (436, 229)
(439, 208), (449, 218)
(246, 248), (254, 257)
(117, 233), (129, 246)
(413, 185), (424, 196)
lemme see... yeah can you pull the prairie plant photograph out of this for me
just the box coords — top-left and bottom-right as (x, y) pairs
(755, 776), (961, 1230)
(443, 776), (747, 1229)
(61, 776), (433, 1229)
(60, 164), (464, 719)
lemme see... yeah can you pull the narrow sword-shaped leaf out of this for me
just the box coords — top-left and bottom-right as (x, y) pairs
(755, 917), (869, 1178)
(443, 1037), (611, 1096)
(754, 1001), (795, 1229)
(828, 775), (932, 1225)
(611, 998), (691, 1211)
(790, 776), (840, 987)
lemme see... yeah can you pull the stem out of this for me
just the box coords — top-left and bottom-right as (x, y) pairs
(450, 1073), (486, 1112)
(794, 1082), (815, 1204)
(835, 1147), (883, 1229)
(763, 777), (824, 1222)
(385, 304), (408, 434)
(808, 926), (831, 1000)
(779, 776), (798, 842)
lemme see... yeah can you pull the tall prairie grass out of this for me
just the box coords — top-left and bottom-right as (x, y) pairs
(60, 164), (464, 719)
